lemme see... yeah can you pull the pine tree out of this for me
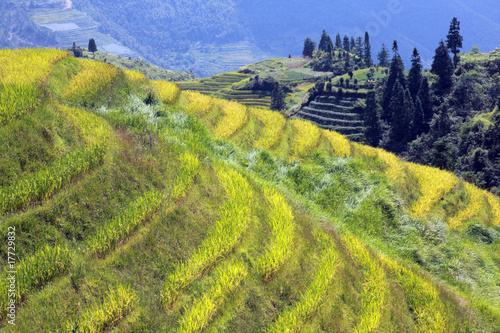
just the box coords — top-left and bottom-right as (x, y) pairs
(350, 36), (356, 51)
(408, 48), (423, 101)
(319, 30), (334, 54)
(364, 31), (373, 67)
(335, 34), (342, 49)
(388, 82), (410, 151)
(343, 35), (350, 51)
(364, 91), (382, 146)
(431, 40), (454, 94)
(302, 38), (316, 58)
(344, 52), (351, 71)
(418, 77), (432, 123)
(271, 84), (286, 111)
(377, 44), (390, 67)
(88, 38), (97, 54)
(382, 52), (406, 120)
(446, 17), (463, 67)
(355, 37), (364, 59)
(392, 40), (399, 54)
(411, 97), (425, 140)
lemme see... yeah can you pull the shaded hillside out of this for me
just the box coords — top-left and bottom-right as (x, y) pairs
(4, 0), (500, 76)
(0, 49), (499, 332)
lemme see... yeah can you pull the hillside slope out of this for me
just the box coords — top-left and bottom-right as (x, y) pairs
(0, 49), (499, 332)
(3, 1), (500, 76)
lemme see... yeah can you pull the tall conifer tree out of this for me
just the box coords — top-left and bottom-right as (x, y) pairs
(364, 31), (373, 67)
(408, 48), (423, 101)
(431, 40), (454, 94)
(446, 17), (463, 67)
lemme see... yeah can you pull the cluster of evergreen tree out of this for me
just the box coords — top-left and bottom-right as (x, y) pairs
(303, 30), (373, 73)
(363, 17), (500, 193)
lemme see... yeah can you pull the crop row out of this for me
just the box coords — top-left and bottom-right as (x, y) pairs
(250, 107), (287, 149)
(124, 69), (147, 83)
(0, 49), (67, 85)
(213, 99), (248, 138)
(63, 59), (119, 105)
(322, 129), (352, 157)
(182, 91), (214, 115)
(290, 118), (321, 157)
(0, 245), (72, 319)
(310, 101), (355, 111)
(382, 257), (446, 332)
(151, 80), (181, 104)
(86, 153), (199, 257)
(161, 167), (253, 307)
(258, 188), (294, 279)
(406, 163), (458, 217)
(0, 49), (68, 124)
(267, 232), (337, 332)
(0, 106), (110, 214)
(447, 183), (485, 229)
(87, 189), (164, 256)
(67, 284), (136, 333)
(298, 111), (363, 127)
(301, 107), (361, 120)
(343, 235), (386, 333)
(178, 260), (247, 333)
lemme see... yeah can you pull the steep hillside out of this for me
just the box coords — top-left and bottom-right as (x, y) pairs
(0, 49), (499, 332)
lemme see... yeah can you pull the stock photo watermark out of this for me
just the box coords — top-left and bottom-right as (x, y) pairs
(6, 227), (16, 326)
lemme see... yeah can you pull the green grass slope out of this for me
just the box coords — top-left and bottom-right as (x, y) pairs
(0, 49), (499, 332)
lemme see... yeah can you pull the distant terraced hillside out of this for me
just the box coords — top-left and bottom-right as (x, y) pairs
(1, 49), (500, 332)
(297, 94), (366, 140)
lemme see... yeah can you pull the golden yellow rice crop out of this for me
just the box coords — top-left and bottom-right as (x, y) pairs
(290, 118), (321, 157)
(213, 99), (248, 138)
(407, 163), (458, 217)
(382, 257), (446, 332)
(322, 129), (352, 157)
(250, 107), (286, 149)
(447, 182), (486, 229)
(0, 48), (67, 123)
(182, 90), (213, 115)
(151, 80), (180, 103)
(124, 69), (146, 83)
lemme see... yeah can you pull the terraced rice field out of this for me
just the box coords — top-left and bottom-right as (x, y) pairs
(177, 72), (274, 107)
(297, 94), (365, 140)
(3, 51), (500, 332)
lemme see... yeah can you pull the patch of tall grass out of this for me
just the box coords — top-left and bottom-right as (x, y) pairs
(182, 91), (214, 115)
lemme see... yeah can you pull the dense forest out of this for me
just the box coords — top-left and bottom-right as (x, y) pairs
(294, 20), (500, 194)
(317, 19), (500, 194)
